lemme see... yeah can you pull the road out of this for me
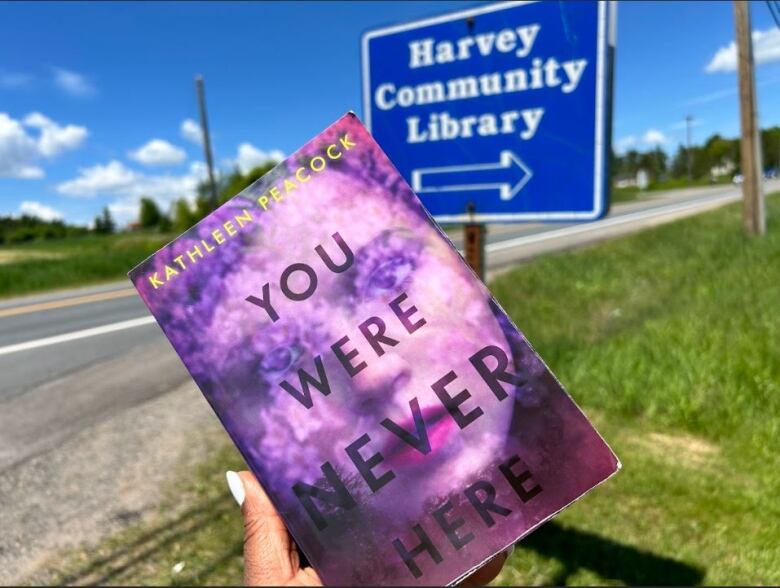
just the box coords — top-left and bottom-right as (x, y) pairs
(3, 180), (778, 463)
(2, 180), (777, 431)
(0, 179), (775, 581)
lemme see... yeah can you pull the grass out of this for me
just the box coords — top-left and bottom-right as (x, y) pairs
(31, 194), (780, 585)
(0, 177), (727, 299)
(0, 232), (173, 299)
(611, 176), (731, 203)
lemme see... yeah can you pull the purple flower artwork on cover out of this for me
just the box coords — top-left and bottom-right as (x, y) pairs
(129, 113), (619, 586)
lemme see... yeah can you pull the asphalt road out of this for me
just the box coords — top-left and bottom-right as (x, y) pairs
(2, 180), (777, 429)
(0, 180), (776, 580)
(0, 181), (780, 454)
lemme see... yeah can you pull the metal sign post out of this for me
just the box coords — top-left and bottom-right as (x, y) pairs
(463, 202), (486, 280)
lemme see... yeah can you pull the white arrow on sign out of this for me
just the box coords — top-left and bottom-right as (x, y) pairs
(411, 150), (533, 201)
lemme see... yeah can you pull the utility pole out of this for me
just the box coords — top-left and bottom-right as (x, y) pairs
(195, 75), (219, 210)
(734, 1), (766, 235)
(685, 115), (693, 182)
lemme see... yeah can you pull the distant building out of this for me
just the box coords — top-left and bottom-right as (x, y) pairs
(636, 169), (649, 190)
(615, 176), (638, 189)
(710, 159), (735, 179)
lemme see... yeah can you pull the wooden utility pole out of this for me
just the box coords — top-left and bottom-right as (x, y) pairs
(734, 1), (766, 235)
(195, 75), (220, 210)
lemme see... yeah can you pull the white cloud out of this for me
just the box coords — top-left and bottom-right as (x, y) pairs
(129, 138), (187, 166)
(18, 200), (62, 221)
(52, 67), (96, 97)
(615, 129), (669, 154)
(15, 166), (45, 179)
(684, 86), (736, 106)
(233, 142), (284, 173)
(57, 160), (138, 197)
(0, 71), (33, 88)
(614, 135), (637, 153)
(23, 112), (88, 156)
(0, 113), (41, 178)
(642, 129), (668, 146)
(56, 160), (208, 225)
(705, 28), (780, 73)
(180, 118), (203, 146)
(0, 111), (87, 179)
(685, 76), (780, 106)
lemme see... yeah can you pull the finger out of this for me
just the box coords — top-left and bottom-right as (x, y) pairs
(229, 470), (300, 586)
(460, 548), (510, 586)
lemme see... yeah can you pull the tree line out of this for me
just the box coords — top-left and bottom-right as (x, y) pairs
(0, 215), (91, 245)
(134, 161), (277, 232)
(5, 126), (780, 246)
(612, 126), (780, 185)
(0, 162), (277, 245)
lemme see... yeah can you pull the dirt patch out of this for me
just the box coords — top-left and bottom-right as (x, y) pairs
(635, 431), (719, 467)
(0, 250), (66, 264)
(1, 381), (223, 585)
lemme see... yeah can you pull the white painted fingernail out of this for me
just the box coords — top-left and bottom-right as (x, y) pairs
(503, 544), (516, 557)
(226, 471), (245, 507)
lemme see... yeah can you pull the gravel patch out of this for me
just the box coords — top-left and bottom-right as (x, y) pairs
(0, 382), (224, 585)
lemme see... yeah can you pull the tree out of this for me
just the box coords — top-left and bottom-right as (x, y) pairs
(219, 161), (278, 204)
(94, 207), (115, 234)
(158, 213), (172, 232)
(638, 147), (667, 180)
(704, 134), (734, 166)
(621, 149), (641, 177)
(139, 197), (163, 229)
(670, 145), (689, 178)
(184, 161), (279, 227)
(173, 199), (195, 232)
(761, 126), (780, 171)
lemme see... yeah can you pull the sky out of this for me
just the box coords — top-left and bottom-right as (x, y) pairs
(1, 0), (780, 226)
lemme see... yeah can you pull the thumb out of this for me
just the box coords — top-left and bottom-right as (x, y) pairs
(227, 470), (300, 586)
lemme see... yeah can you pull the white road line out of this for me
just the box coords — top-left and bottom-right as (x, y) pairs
(485, 191), (738, 253)
(0, 189), (752, 357)
(0, 316), (157, 357)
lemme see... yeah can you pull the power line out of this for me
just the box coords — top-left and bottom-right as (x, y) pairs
(767, 0), (780, 28)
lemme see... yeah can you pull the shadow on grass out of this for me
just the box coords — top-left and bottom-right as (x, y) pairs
(55, 500), (703, 586)
(56, 495), (237, 586)
(520, 521), (704, 585)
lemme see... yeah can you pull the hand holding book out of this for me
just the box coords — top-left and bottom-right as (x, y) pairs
(226, 469), (509, 586)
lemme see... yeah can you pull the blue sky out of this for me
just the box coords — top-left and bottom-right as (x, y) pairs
(1, 0), (780, 225)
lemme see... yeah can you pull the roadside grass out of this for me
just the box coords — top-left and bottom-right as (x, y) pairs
(0, 233), (173, 298)
(33, 194), (780, 585)
(611, 186), (653, 203)
(0, 179), (728, 298)
(611, 176), (731, 203)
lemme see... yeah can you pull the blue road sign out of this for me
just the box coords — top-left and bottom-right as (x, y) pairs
(362, 1), (615, 223)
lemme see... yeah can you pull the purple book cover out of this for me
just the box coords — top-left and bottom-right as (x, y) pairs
(129, 113), (619, 586)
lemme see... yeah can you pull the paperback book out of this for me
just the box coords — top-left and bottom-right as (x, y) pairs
(129, 112), (619, 586)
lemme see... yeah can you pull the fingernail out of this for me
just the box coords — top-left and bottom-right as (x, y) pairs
(503, 544), (516, 558)
(226, 471), (245, 507)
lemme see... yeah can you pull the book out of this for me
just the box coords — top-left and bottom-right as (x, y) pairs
(128, 112), (619, 586)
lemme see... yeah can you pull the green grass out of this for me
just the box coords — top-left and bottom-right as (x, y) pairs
(32, 195), (780, 585)
(611, 176), (732, 203)
(0, 232), (174, 298)
(0, 176), (726, 298)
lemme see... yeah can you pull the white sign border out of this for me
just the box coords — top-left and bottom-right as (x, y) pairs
(361, 0), (614, 223)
